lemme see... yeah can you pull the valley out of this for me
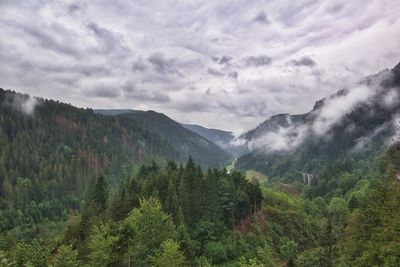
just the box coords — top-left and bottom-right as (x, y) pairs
(0, 63), (399, 266)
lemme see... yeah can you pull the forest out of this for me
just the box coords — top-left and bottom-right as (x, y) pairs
(1, 88), (400, 266)
(1, 148), (399, 266)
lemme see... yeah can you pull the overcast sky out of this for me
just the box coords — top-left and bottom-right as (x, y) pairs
(1, 0), (399, 132)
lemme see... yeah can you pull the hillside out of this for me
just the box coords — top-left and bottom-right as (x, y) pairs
(181, 123), (234, 146)
(236, 62), (400, 183)
(94, 109), (232, 164)
(181, 123), (246, 157)
(118, 111), (232, 165)
(1, 70), (400, 266)
(95, 109), (233, 165)
(0, 88), (230, 243)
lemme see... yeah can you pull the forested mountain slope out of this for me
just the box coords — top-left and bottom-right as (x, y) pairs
(2, 144), (399, 266)
(181, 124), (234, 147)
(0, 88), (230, 244)
(181, 123), (246, 157)
(96, 109), (233, 165)
(236, 62), (400, 184)
(120, 111), (232, 165)
(1, 63), (399, 266)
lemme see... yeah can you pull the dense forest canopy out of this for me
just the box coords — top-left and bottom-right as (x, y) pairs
(1, 85), (400, 266)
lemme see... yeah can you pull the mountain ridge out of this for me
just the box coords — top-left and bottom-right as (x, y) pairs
(235, 62), (400, 180)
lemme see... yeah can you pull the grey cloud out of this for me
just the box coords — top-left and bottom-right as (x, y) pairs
(229, 71), (238, 79)
(173, 100), (212, 113)
(254, 11), (269, 24)
(326, 3), (343, 15)
(290, 56), (316, 67)
(277, 0), (320, 27)
(219, 99), (269, 117)
(86, 85), (120, 98)
(147, 53), (182, 76)
(123, 82), (171, 103)
(0, 0), (399, 131)
(19, 23), (80, 57)
(132, 59), (148, 72)
(207, 68), (224, 76)
(68, 3), (82, 14)
(42, 64), (110, 77)
(87, 22), (129, 57)
(246, 56), (272, 67)
(212, 55), (233, 65)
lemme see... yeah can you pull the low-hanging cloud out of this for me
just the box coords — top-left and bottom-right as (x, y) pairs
(248, 118), (309, 152)
(312, 85), (375, 135)
(245, 75), (400, 154)
(3, 93), (40, 116)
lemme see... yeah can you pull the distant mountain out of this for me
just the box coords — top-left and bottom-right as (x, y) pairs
(182, 123), (234, 145)
(235, 62), (400, 181)
(94, 109), (232, 165)
(115, 111), (233, 165)
(181, 123), (246, 157)
(0, 89), (231, 190)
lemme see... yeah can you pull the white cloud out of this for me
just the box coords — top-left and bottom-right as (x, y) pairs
(248, 122), (309, 152)
(312, 86), (375, 135)
(246, 80), (399, 153)
(383, 88), (399, 108)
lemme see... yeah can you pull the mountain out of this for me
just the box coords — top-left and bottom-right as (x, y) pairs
(95, 109), (233, 164)
(181, 123), (234, 145)
(96, 110), (233, 165)
(96, 112), (238, 160)
(2, 71), (400, 267)
(0, 88), (231, 240)
(181, 123), (245, 157)
(235, 62), (400, 182)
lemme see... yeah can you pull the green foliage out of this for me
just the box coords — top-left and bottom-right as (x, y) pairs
(0, 88), (231, 246)
(280, 239), (298, 264)
(50, 245), (82, 267)
(296, 247), (324, 267)
(239, 257), (266, 267)
(0, 250), (16, 267)
(256, 244), (276, 267)
(88, 223), (119, 267)
(124, 198), (178, 266)
(204, 241), (228, 264)
(328, 197), (348, 223)
(344, 173), (400, 266)
(13, 239), (51, 267)
(151, 239), (187, 267)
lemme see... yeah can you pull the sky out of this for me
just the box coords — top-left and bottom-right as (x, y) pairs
(1, 0), (400, 133)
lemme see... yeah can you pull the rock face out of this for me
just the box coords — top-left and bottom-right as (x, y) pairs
(301, 172), (318, 185)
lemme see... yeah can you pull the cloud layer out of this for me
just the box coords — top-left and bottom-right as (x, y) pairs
(1, 0), (400, 132)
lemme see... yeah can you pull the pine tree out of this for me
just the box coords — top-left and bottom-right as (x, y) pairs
(165, 178), (179, 220)
(93, 176), (109, 211)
